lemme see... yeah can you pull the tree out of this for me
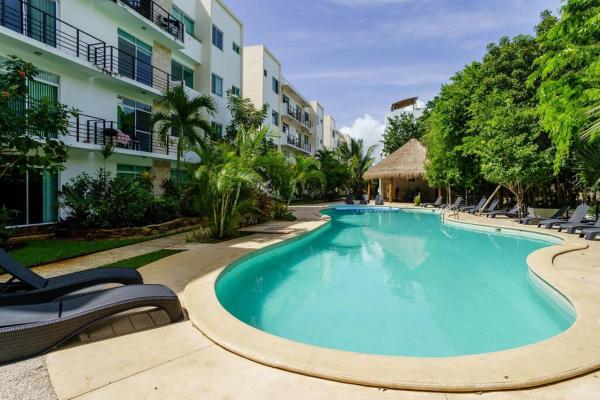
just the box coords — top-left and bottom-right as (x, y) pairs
(285, 154), (325, 207)
(0, 56), (75, 180)
(465, 34), (554, 216)
(225, 94), (268, 143)
(316, 149), (350, 200)
(381, 113), (423, 156)
(531, 2), (600, 169)
(336, 138), (376, 196)
(151, 85), (216, 186)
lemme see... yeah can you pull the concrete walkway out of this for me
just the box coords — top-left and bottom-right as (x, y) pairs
(29, 205), (600, 398)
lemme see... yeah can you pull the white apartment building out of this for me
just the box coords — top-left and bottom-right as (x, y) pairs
(0, 0), (242, 226)
(385, 96), (426, 124)
(243, 44), (338, 160)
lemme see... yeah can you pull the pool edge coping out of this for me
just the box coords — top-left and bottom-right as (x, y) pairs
(183, 205), (600, 393)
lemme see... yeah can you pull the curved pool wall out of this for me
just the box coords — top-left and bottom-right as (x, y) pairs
(216, 208), (575, 358)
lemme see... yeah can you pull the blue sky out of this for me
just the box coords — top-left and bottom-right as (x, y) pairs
(227, 0), (562, 150)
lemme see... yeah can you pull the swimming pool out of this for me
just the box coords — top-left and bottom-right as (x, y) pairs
(216, 209), (575, 357)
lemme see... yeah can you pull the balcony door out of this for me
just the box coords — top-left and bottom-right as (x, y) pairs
(1, 0), (55, 46)
(118, 30), (153, 87)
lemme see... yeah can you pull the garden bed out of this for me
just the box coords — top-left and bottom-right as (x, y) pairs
(56, 218), (202, 240)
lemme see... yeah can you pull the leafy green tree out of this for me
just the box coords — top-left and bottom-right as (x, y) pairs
(316, 149), (350, 200)
(465, 34), (554, 215)
(381, 113), (423, 156)
(422, 62), (484, 194)
(225, 94), (268, 143)
(336, 138), (376, 196)
(285, 154), (325, 207)
(151, 85), (216, 186)
(0, 56), (75, 180)
(531, 1), (600, 169)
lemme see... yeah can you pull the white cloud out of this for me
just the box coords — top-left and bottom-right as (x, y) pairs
(339, 114), (385, 161)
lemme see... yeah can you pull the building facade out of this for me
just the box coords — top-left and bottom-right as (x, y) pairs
(385, 96), (426, 126)
(0, 0), (243, 226)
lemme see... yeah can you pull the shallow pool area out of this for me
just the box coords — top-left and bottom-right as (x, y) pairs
(216, 209), (575, 357)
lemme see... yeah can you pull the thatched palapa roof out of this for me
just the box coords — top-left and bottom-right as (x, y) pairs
(363, 139), (427, 180)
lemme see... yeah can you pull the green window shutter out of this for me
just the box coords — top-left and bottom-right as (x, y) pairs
(27, 0), (56, 46)
(28, 79), (58, 103)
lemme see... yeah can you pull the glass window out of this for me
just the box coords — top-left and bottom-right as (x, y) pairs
(272, 111), (279, 126)
(172, 6), (195, 37)
(212, 25), (223, 50)
(118, 97), (152, 152)
(118, 30), (153, 87)
(282, 123), (289, 134)
(171, 60), (194, 88)
(272, 77), (279, 94)
(230, 85), (241, 96)
(232, 42), (240, 54)
(211, 74), (223, 97)
(264, 69), (267, 77)
(283, 95), (289, 104)
(117, 164), (150, 179)
(211, 122), (223, 137)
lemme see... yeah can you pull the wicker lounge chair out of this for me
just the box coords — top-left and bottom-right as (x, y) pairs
(0, 249), (143, 306)
(359, 195), (369, 205)
(560, 218), (600, 234)
(519, 206), (568, 225)
(478, 199), (500, 215)
(459, 197), (486, 213)
(421, 196), (442, 208)
(538, 205), (590, 229)
(486, 204), (519, 218)
(345, 194), (355, 205)
(0, 284), (183, 364)
(375, 195), (384, 205)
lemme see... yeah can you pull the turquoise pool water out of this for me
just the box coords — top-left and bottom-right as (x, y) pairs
(216, 209), (575, 357)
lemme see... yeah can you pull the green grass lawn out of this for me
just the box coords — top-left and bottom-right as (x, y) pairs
(99, 249), (184, 270)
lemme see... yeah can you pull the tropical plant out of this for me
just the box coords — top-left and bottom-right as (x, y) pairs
(285, 154), (325, 207)
(98, 142), (115, 170)
(225, 93), (269, 143)
(381, 113), (423, 156)
(336, 138), (376, 196)
(531, 1), (600, 169)
(0, 56), (76, 180)
(316, 149), (350, 200)
(151, 85), (216, 186)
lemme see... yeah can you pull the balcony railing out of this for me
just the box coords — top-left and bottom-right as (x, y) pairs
(116, 0), (184, 42)
(0, 0), (106, 64)
(286, 135), (311, 153)
(65, 111), (177, 156)
(286, 103), (313, 130)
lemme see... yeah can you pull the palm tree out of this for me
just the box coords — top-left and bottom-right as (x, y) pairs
(151, 85), (216, 186)
(286, 154), (325, 207)
(336, 138), (377, 197)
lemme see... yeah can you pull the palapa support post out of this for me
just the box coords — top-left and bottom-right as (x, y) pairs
(388, 179), (393, 202)
(367, 182), (371, 200)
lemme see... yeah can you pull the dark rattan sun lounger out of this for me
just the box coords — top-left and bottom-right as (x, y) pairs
(444, 197), (463, 211)
(0, 284), (183, 364)
(478, 199), (500, 215)
(359, 195), (369, 205)
(538, 205), (590, 229)
(421, 196), (442, 208)
(520, 206), (568, 225)
(460, 198), (486, 213)
(345, 194), (355, 205)
(375, 195), (384, 205)
(561, 219), (600, 234)
(0, 249), (143, 306)
(487, 205), (519, 218)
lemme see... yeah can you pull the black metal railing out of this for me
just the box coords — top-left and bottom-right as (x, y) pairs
(286, 135), (312, 153)
(0, 0), (106, 64)
(286, 103), (313, 130)
(65, 112), (177, 156)
(116, 0), (184, 42)
(91, 45), (173, 93)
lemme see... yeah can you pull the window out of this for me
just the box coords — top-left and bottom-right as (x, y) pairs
(118, 30), (152, 86)
(212, 122), (223, 137)
(282, 123), (289, 134)
(264, 69), (267, 77)
(117, 97), (152, 152)
(272, 111), (279, 126)
(232, 42), (240, 54)
(211, 74), (223, 96)
(272, 77), (279, 94)
(172, 6), (195, 37)
(171, 60), (194, 88)
(117, 164), (151, 179)
(283, 95), (289, 104)
(230, 85), (241, 96)
(212, 24), (223, 50)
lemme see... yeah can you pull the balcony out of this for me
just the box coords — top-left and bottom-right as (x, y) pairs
(102, 0), (184, 49)
(285, 135), (312, 154)
(63, 111), (177, 159)
(285, 104), (313, 131)
(0, 0), (107, 74)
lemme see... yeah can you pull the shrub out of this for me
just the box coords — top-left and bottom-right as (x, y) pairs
(186, 226), (213, 243)
(272, 202), (296, 221)
(414, 194), (421, 206)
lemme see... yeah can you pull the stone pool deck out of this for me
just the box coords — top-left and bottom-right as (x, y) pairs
(34, 204), (600, 398)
